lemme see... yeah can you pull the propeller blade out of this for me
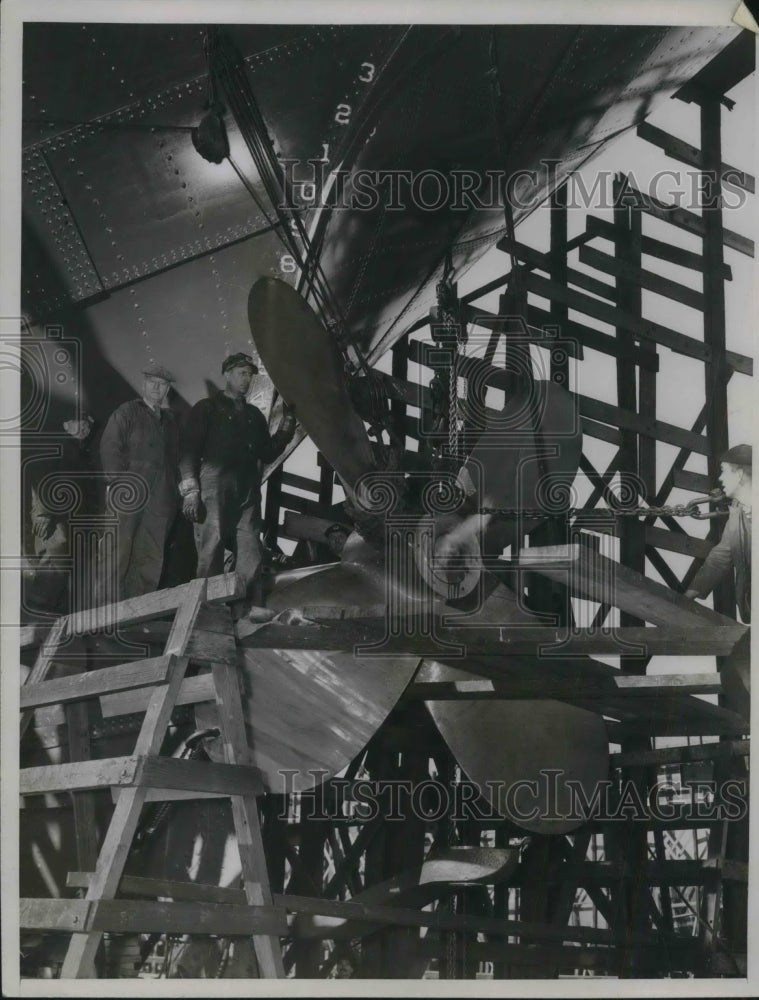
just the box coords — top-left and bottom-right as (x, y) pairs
(248, 277), (376, 494)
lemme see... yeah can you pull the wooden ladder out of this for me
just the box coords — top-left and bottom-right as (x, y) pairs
(19, 574), (285, 979)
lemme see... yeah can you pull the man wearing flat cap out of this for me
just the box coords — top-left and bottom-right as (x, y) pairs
(686, 444), (752, 623)
(178, 353), (296, 617)
(98, 364), (180, 600)
(684, 443), (752, 723)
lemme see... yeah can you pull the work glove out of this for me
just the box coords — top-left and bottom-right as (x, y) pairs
(182, 491), (203, 523)
(281, 400), (296, 431)
(32, 515), (54, 540)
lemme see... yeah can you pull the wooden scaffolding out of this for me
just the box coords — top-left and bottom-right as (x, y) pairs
(17, 46), (753, 983)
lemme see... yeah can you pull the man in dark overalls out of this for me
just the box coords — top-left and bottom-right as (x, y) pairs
(99, 364), (180, 601)
(686, 443), (751, 723)
(178, 353), (295, 617)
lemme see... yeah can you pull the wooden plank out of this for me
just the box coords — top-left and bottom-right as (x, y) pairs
(628, 184), (754, 258)
(612, 739), (749, 768)
(277, 892), (663, 948)
(587, 214), (733, 279)
(21, 898), (286, 936)
(580, 417), (623, 446)
(507, 859), (740, 887)
(60, 579), (206, 978)
(67, 872), (244, 903)
(239, 619), (745, 657)
(579, 244), (704, 311)
(278, 489), (334, 519)
(405, 672), (721, 701)
(163, 578), (209, 656)
(20, 656), (172, 710)
(20, 754), (261, 797)
(522, 270), (710, 362)
(20, 616), (69, 738)
(409, 311), (657, 373)
(672, 469), (712, 494)
(526, 304), (657, 370)
(497, 235), (618, 301)
(645, 525), (713, 559)
(138, 757), (264, 797)
(578, 395), (709, 455)
(114, 620), (238, 665)
(281, 470), (320, 495)
(66, 573), (240, 635)
(21, 756), (140, 794)
(65, 700), (99, 873)
(725, 350), (753, 376)
(99, 672), (215, 718)
(212, 618), (286, 978)
(616, 715), (747, 738)
(636, 121), (754, 194)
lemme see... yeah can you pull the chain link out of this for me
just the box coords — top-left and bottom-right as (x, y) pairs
(476, 502), (728, 519)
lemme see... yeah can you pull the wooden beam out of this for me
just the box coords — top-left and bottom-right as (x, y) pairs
(67, 871), (244, 903)
(497, 234), (617, 301)
(281, 470), (321, 495)
(579, 244), (704, 311)
(66, 573), (241, 635)
(636, 121), (754, 194)
(672, 469), (712, 494)
(612, 739), (749, 768)
(626, 184), (754, 258)
(405, 673), (721, 701)
(20, 655), (172, 710)
(526, 303), (657, 370)
(586, 214), (733, 280)
(60, 580), (206, 978)
(20, 616), (69, 737)
(238, 617), (745, 657)
(645, 525), (713, 559)
(20, 755), (264, 797)
(20, 898), (286, 936)
(580, 418), (623, 446)
(275, 892), (667, 948)
(578, 395), (709, 455)
(522, 270), (711, 362)
(278, 489), (335, 519)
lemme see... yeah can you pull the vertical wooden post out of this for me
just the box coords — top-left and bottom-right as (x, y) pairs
(699, 96), (742, 962)
(612, 177), (655, 976)
(391, 338), (409, 453)
(263, 464), (284, 547)
(359, 740), (390, 977)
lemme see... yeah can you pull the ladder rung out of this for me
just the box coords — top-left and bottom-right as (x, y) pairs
(20, 656), (174, 710)
(67, 872), (244, 904)
(100, 673), (216, 718)
(20, 755), (264, 797)
(66, 573), (243, 636)
(20, 898), (287, 936)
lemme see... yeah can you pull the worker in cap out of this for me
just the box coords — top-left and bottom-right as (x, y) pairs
(96, 363), (180, 601)
(178, 352), (295, 618)
(686, 443), (751, 719)
(686, 444), (752, 622)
